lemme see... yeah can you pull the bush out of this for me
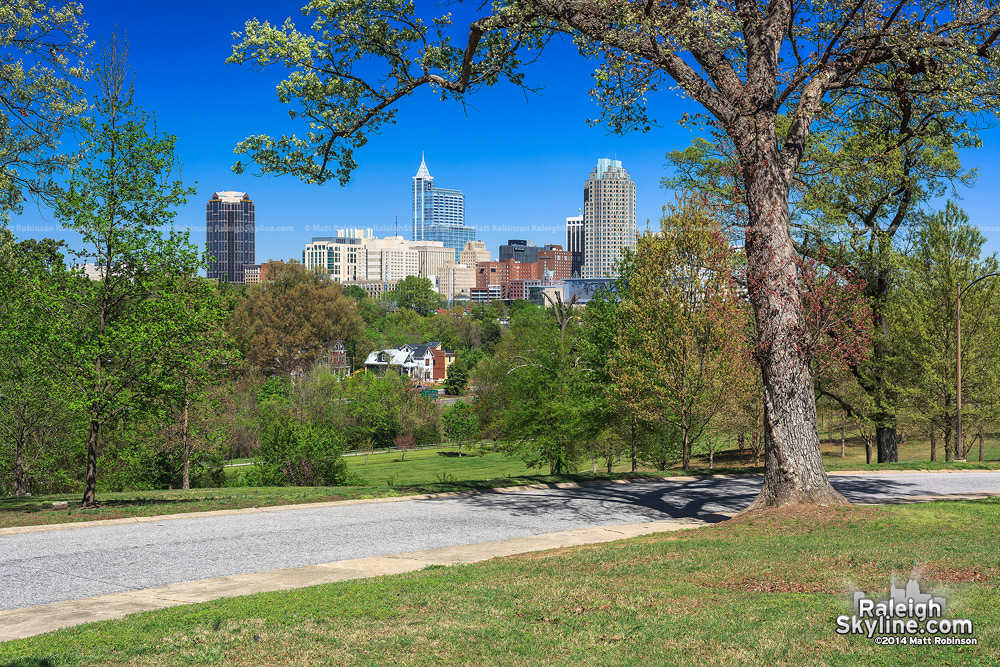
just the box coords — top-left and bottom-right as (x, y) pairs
(254, 409), (351, 486)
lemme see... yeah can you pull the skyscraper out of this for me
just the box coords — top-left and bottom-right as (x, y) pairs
(411, 154), (475, 262)
(566, 214), (584, 278)
(582, 159), (635, 278)
(206, 191), (255, 283)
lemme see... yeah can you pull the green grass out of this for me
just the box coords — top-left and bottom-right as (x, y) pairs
(344, 445), (565, 487)
(819, 432), (1000, 471)
(2, 500), (998, 665)
(4, 440), (997, 530)
(0, 445), (691, 529)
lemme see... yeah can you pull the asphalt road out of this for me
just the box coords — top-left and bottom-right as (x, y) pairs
(3, 471), (999, 612)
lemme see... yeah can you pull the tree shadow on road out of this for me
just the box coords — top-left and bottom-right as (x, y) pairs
(427, 475), (923, 524)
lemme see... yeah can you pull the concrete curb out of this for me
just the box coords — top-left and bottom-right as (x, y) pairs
(4, 469), (997, 536)
(0, 517), (710, 642)
(0, 477), (677, 537)
(859, 492), (1000, 504)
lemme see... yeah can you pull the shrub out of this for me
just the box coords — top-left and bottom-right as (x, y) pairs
(254, 409), (351, 486)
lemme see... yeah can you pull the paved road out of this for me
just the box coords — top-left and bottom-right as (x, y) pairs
(3, 471), (998, 612)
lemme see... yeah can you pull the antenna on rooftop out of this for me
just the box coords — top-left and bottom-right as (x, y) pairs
(395, 215), (398, 237)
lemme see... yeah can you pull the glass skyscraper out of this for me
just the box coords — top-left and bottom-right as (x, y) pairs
(206, 191), (255, 283)
(412, 155), (475, 262)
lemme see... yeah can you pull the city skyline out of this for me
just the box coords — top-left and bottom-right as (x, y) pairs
(6, 0), (1000, 264)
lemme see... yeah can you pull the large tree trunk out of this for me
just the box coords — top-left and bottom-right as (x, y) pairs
(930, 428), (937, 462)
(82, 416), (99, 508)
(876, 425), (898, 464)
(740, 136), (847, 510)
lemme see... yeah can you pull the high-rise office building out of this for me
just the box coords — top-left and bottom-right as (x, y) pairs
(566, 214), (584, 277)
(411, 155), (476, 262)
(582, 159), (635, 278)
(459, 240), (491, 266)
(206, 191), (255, 283)
(499, 239), (539, 264)
(302, 235), (367, 282)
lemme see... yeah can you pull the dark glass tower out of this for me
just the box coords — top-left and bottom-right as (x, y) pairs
(206, 191), (255, 283)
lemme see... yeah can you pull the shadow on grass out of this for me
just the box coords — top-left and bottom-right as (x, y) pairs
(1, 657), (56, 667)
(0, 494), (270, 515)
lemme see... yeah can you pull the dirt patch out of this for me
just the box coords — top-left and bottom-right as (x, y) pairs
(919, 565), (1000, 584)
(706, 575), (840, 594)
(721, 503), (876, 530)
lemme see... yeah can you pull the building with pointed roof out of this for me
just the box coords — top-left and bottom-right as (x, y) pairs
(411, 155), (475, 262)
(363, 349), (420, 378)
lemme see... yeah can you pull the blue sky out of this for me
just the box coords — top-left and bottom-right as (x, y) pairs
(11, 1), (1000, 262)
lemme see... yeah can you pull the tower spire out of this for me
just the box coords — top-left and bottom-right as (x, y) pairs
(414, 152), (432, 180)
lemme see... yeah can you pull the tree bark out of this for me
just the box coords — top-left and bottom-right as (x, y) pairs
(681, 426), (690, 471)
(181, 397), (191, 490)
(741, 136), (847, 509)
(630, 418), (637, 472)
(82, 414), (99, 508)
(930, 428), (937, 462)
(876, 425), (898, 464)
(13, 436), (27, 497)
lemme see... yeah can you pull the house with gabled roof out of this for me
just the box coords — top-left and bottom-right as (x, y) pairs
(397, 341), (456, 382)
(363, 349), (420, 378)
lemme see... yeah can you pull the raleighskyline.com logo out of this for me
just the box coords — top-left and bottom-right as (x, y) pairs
(836, 578), (977, 645)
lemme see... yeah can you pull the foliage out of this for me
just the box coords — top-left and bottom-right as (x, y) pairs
(0, 1), (89, 218)
(895, 202), (1000, 461)
(475, 306), (601, 474)
(253, 407), (350, 486)
(612, 196), (745, 469)
(343, 371), (405, 449)
(230, 261), (366, 375)
(342, 284), (368, 302)
(391, 275), (442, 316)
(442, 357), (470, 396)
(442, 402), (477, 455)
(37, 36), (201, 507)
(0, 237), (80, 496)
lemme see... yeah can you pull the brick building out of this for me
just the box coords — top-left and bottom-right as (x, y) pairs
(537, 245), (574, 282)
(475, 258), (539, 289)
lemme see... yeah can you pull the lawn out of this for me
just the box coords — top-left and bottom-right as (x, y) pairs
(0, 446), (681, 529)
(1, 500), (997, 665)
(3, 440), (997, 530)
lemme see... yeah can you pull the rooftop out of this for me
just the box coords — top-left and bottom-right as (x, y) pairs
(211, 191), (249, 203)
